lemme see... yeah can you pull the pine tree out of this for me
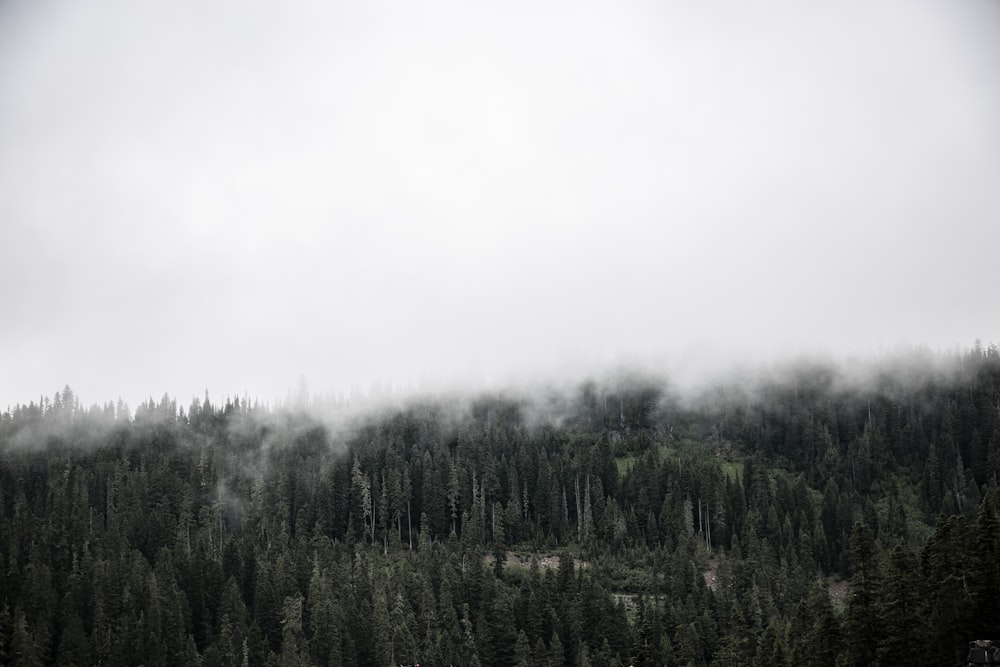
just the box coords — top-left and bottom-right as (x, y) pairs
(922, 515), (976, 664)
(514, 629), (533, 667)
(752, 623), (779, 667)
(674, 622), (704, 666)
(11, 607), (43, 667)
(844, 521), (882, 667)
(492, 502), (507, 579)
(876, 544), (922, 664)
(549, 630), (565, 667)
(278, 593), (306, 667)
(969, 490), (1000, 638)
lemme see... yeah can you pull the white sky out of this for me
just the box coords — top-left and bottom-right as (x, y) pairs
(2, 0), (999, 409)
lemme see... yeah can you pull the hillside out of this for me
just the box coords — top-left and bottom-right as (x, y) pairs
(2, 348), (999, 665)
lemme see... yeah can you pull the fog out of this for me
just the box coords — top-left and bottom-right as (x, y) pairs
(2, 0), (999, 410)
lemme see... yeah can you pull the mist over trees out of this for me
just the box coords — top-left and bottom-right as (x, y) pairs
(2, 346), (1000, 665)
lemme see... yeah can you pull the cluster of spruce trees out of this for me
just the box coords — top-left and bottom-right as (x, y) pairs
(1, 346), (999, 665)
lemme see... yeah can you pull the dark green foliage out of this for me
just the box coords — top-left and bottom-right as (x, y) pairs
(1, 346), (1000, 664)
(844, 521), (882, 666)
(876, 545), (921, 665)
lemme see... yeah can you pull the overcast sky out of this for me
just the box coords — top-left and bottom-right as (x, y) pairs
(2, 0), (999, 409)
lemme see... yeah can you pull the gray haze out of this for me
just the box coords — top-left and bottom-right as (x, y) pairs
(2, 0), (999, 409)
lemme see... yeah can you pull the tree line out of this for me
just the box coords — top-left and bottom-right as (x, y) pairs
(1, 346), (999, 665)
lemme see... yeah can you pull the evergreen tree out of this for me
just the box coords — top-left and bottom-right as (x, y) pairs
(844, 521), (882, 667)
(877, 544), (922, 665)
(514, 629), (533, 667)
(11, 607), (43, 667)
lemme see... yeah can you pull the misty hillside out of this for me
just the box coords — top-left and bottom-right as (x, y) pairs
(4, 1), (998, 665)
(2, 348), (1000, 666)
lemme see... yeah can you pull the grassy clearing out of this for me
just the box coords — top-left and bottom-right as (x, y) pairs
(615, 443), (673, 476)
(720, 460), (743, 483)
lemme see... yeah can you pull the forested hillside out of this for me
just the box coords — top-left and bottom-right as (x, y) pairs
(2, 347), (999, 666)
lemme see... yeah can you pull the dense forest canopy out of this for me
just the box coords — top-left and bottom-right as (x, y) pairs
(1, 346), (999, 666)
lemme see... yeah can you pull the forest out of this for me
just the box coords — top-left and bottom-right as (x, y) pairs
(1, 345), (999, 666)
